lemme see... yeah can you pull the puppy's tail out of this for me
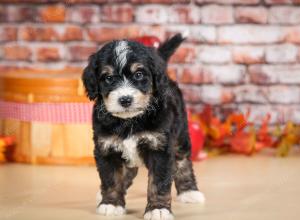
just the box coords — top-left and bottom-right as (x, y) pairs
(158, 32), (187, 61)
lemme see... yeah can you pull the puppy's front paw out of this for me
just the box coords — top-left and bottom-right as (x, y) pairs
(96, 204), (126, 216)
(144, 208), (174, 220)
(176, 190), (205, 203)
(96, 190), (102, 206)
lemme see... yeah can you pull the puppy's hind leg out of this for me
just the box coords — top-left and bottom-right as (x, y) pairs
(174, 154), (205, 204)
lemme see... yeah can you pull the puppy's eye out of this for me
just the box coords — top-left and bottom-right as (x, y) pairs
(104, 75), (114, 84)
(133, 71), (144, 81)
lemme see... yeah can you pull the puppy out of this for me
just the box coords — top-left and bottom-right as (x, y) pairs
(82, 33), (205, 220)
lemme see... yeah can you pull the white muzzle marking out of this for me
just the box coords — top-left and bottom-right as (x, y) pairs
(104, 79), (150, 119)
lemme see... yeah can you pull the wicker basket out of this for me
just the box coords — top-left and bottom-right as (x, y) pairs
(0, 71), (95, 165)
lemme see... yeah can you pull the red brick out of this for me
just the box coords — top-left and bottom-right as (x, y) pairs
(132, 0), (190, 3)
(0, 64), (20, 73)
(0, 6), (5, 22)
(66, 6), (100, 24)
(264, 0), (292, 4)
(202, 5), (234, 24)
(36, 46), (64, 62)
(233, 46), (265, 64)
(140, 25), (167, 40)
(87, 26), (139, 42)
(198, 46), (231, 64)
(19, 25), (83, 42)
(284, 26), (300, 43)
(68, 45), (97, 61)
(290, 107), (300, 124)
(179, 65), (212, 84)
(0, 0), (125, 2)
(191, 26), (216, 43)
(4, 45), (32, 61)
(0, 46), (3, 59)
(178, 65), (245, 85)
(234, 85), (268, 104)
(38, 5), (66, 23)
(179, 85), (202, 103)
(3, 64), (84, 75)
(201, 85), (234, 104)
(218, 25), (284, 44)
(102, 5), (133, 23)
(1, 6), (36, 22)
(66, 0), (107, 3)
(266, 44), (298, 63)
(136, 5), (168, 24)
(268, 86), (300, 104)
(60, 25), (84, 41)
(0, 0), (60, 2)
(249, 65), (300, 84)
(269, 6), (300, 24)
(19, 26), (60, 41)
(167, 66), (178, 81)
(0, 26), (17, 42)
(168, 5), (201, 24)
(196, 0), (259, 4)
(203, 65), (246, 84)
(235, 7), (267, 24)
(170, 46), (196, 63)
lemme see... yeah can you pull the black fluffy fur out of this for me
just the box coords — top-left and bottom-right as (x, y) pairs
(82, 33), (199, 216)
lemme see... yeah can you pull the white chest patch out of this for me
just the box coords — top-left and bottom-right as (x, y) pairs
(121, 136), (143, 168)
(98, 132), (166, 167)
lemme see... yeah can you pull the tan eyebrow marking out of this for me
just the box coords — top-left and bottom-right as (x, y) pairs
(101, 65), (114, 75)
(130, 63), (144, 73)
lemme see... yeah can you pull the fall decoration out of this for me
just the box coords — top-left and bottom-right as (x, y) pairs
(131, 36), (161, 48)
(0, 136), (15, 163)
(189, 106), (300, 160)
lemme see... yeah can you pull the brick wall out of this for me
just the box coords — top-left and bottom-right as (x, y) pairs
(1, 0), (300, 123)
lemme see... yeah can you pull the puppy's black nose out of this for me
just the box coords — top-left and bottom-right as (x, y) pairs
(118, 96), (133, 108)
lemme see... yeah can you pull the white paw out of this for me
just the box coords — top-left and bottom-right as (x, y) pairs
(144, 208), (174, 220)
(96, 190), (102, 206)
(177, 190), (205, 203)
(96, 204), (126, 216)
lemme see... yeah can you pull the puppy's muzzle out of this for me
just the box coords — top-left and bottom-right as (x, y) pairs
(118, 95), (133, 108)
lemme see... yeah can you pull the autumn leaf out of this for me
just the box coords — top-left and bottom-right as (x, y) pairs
(199, 105), (213, 125)
(256, 114), (274, 149)
(276, 122), (299, 157)
(227, 113), (248, 131)
(208, 117), (222, 139)
(0, 136), (15, 163)
(229, 127), (256, 155)
(0, 139), (7, 162)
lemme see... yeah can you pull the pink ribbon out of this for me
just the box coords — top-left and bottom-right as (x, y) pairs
(0, 101), (93, 123)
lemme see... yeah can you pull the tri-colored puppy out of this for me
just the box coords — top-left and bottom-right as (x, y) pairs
(82, 33), (205, 220)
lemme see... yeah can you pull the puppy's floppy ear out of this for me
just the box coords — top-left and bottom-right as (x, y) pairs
(82, 53), (99, 101)
(157, 33), (186, 62)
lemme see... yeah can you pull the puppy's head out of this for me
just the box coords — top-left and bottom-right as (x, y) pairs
(82, 34), (185, 119)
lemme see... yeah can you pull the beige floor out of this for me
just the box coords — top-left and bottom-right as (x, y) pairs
(0, 154), (300, 220)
